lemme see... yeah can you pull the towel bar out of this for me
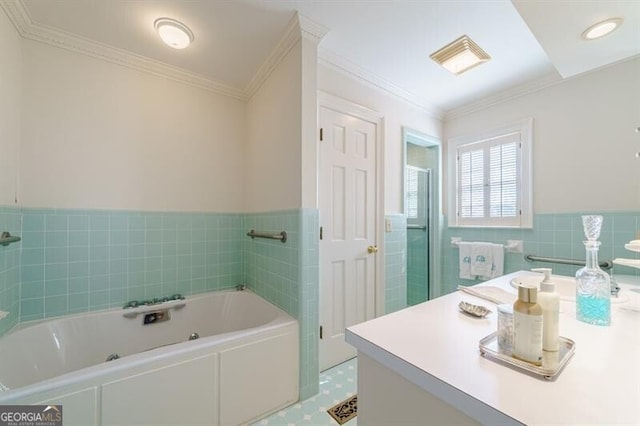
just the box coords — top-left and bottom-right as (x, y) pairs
(451, 237), (523, 254)
(524, 254), (612, 270)
(246, 229), (287, 243)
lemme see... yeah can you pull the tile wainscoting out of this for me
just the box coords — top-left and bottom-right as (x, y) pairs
(443, 212), (640, 294)
(0, 206), (320, 399)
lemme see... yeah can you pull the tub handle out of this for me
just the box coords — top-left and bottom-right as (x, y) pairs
(0, 232), (20, 247)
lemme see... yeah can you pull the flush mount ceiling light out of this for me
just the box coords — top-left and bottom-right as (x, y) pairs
(430, 35), (490, 76)
(154, 18), (194, 49)
(582, 18), (623, 40)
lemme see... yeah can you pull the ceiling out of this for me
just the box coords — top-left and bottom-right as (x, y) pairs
(11, 0), (640, 116)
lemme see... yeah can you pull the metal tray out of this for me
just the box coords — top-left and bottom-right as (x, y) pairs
(479, 332), (575, 380)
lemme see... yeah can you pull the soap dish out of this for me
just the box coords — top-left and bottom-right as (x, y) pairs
(479, 332), (576, 380)
(624, 240), (640, 253)
(458, 301), (491, 318)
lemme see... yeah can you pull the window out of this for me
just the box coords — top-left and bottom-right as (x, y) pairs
(448, 118), (532, 228)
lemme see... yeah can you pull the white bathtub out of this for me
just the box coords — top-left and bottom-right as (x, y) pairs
(0, 289), (299, 426)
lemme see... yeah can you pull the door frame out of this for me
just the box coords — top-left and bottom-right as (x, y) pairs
(402, 127), (443, 300)
(318, 91), (386, 318)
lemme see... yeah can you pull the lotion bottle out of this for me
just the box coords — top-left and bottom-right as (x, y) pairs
(532, 268), (560, 352)
(513, 285), (543, 366)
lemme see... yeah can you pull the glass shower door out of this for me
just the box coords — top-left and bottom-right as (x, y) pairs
(406, 167), (430, 305)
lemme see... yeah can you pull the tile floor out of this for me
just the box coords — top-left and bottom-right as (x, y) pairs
(253, 357), (358, 426)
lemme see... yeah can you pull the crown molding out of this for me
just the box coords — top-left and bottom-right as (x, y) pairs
(298, 13), (329, 43)
(243, 13), (302, 99)
(3, 0), (441, 116)
(1, 0), (246, 100)
(444, 54), (640, 121)
(245, 12), (327, 99)
(0, 0), (28, 34)
(443, 72), (563, 121)
(318, 48), (444, 120)
(1, 0), (329, 103)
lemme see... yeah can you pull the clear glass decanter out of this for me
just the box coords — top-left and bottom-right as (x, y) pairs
(575, 215), (611, 326)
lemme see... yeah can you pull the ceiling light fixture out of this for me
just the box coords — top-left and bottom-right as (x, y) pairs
(430, 35), (490, 76)
(154, 18), (194, 49)
(581, 18), (623, 40)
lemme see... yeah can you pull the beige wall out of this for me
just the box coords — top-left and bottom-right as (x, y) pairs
(19, 39), (246, 212)
(245, 40), (303, 212)
(318, 64), (443, 214)
(444, 58), (640, 214)
(4, 8), (319, 215)
(0, 7), (21, 206)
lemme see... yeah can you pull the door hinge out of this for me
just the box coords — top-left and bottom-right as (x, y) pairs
(320, 325), (323, 339)
(319, 128), (323, 141)
(320, 226), (323, 240)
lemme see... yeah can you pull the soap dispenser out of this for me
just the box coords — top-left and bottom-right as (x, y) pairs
(513, 285), (543, 366)
(532, 268), (560, 352)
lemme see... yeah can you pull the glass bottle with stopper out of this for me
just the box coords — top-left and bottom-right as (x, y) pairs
(575, 215), (611, 326)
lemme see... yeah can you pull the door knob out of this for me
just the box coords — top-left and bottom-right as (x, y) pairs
(367, 245), (378, 254)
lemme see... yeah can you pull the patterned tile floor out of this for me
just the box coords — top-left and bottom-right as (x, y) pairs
(253, 357), (358, 426)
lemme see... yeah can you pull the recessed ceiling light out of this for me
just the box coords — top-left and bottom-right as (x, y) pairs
(582, 18), (623, 40)
(154, 18), (194, 49)
(430, 35), (490, 76)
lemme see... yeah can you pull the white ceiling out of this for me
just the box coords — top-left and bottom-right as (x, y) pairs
(13, 0), (640, 115)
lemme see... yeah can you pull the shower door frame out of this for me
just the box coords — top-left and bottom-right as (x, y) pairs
(403, 128), (443, 300)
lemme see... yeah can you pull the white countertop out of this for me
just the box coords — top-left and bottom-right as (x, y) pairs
(346, 271), (640, 425)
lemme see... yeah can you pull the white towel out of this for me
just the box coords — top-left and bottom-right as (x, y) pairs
(458, 242), (473, 280)
(470, 242), (493, 278)
(489, 243), (504, 279)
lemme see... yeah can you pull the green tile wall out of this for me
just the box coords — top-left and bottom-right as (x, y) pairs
(243, 209), (319, 400)
(243, 211), (301, 316)
(443, 212), (640, 294)
(384, 214), (407, 313)
(0, 206), (21, 337)
(297, 209), (320, 400)
(407, 227), (428, 306)
(20, 209), (243, 321)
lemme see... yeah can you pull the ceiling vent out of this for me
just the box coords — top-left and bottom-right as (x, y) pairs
(430, 35), (490, 75)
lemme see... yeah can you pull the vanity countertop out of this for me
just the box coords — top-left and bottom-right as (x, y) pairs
(346, 271), (640, 425)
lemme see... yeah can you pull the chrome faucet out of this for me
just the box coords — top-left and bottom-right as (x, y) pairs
(106, 353), (120, 362)
(610, 276), (621, 297)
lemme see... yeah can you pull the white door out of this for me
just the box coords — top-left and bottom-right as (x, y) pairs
(319, 105), (378, 371)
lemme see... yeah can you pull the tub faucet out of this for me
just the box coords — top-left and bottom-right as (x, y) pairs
(610, 278), (621, 297)
(105, 353), (120, 362)
(123, 295), (184, 309)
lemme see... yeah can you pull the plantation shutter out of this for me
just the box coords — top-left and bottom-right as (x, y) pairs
(457, 132), (521, 226)
(490, 141), (518, 218)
